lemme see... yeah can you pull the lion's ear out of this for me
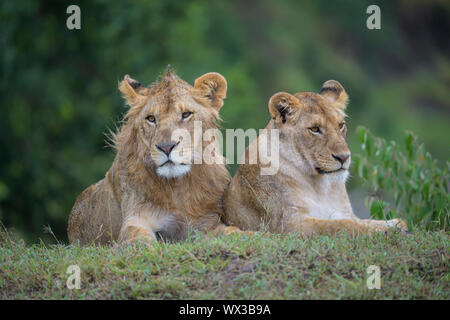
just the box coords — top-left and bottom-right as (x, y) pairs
(268, 92), (301, 124)
(118, 75), (149, 108)
(191, 72), (227, 110)
(319, 80), (348, 110)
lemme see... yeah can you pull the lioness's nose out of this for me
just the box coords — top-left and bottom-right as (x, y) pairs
(332, 153), (350, 164)
(156, 142), (177, 156)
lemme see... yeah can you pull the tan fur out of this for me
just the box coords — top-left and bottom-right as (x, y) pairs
(224, 80), (408, 236)
(68, 70), (241, 245)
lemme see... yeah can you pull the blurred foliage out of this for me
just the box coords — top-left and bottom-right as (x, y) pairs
(0, 0), (449, 242)
(354, 127), (449, 230)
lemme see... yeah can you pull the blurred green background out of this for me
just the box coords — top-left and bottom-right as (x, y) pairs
(1, 0), (449, 243)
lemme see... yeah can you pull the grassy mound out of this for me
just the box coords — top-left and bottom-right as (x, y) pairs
(0, 228), (448, 299)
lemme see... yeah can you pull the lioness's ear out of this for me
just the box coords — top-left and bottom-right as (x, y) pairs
(268, 92), (301, 124)
(319, 80), (348, 110)
(118, 75), (149, 107)
(191, 72), (227, 110)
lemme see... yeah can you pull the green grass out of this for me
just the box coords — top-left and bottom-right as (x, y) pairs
(0, 228), (448, 299)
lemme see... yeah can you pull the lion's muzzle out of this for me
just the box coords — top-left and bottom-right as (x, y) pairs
(154, 141), (191, 178)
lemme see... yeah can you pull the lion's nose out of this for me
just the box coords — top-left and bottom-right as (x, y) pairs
(156, 142), (177, 156)
(332, 153), (350, 165)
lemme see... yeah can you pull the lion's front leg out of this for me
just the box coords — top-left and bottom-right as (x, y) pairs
(118, 216), (157, 245)
(297, 216), (384, 236)
(297, 216), (409, 236)
(358, 218), (409, 233)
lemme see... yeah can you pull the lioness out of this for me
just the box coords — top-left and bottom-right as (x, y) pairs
(68, 69), (241, 245)
(223, 80), (409, 236)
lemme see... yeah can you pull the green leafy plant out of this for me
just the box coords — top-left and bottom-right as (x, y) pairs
(353, 126), (449, 231)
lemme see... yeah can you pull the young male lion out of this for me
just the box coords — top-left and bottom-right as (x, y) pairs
(223, 80), (409, 236)
(68, 69), (241, 245)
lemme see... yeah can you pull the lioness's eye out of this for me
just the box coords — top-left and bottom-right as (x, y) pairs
(182, 111), (193, 119)
(309, 126), (321, 134)
(339, 123), (346, 131)
(146, 115), (156, 123)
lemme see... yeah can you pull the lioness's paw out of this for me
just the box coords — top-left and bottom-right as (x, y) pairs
(386, 219), (409, 234)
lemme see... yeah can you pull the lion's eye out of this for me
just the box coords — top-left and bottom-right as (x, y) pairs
(309, 126), (321, 134)
(182, 111), (193, 120)
(339, 123), (346, 131)
(146, 115), (156, 123)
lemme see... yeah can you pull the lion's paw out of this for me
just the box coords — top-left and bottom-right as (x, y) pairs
(223, 226), (254, 236)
